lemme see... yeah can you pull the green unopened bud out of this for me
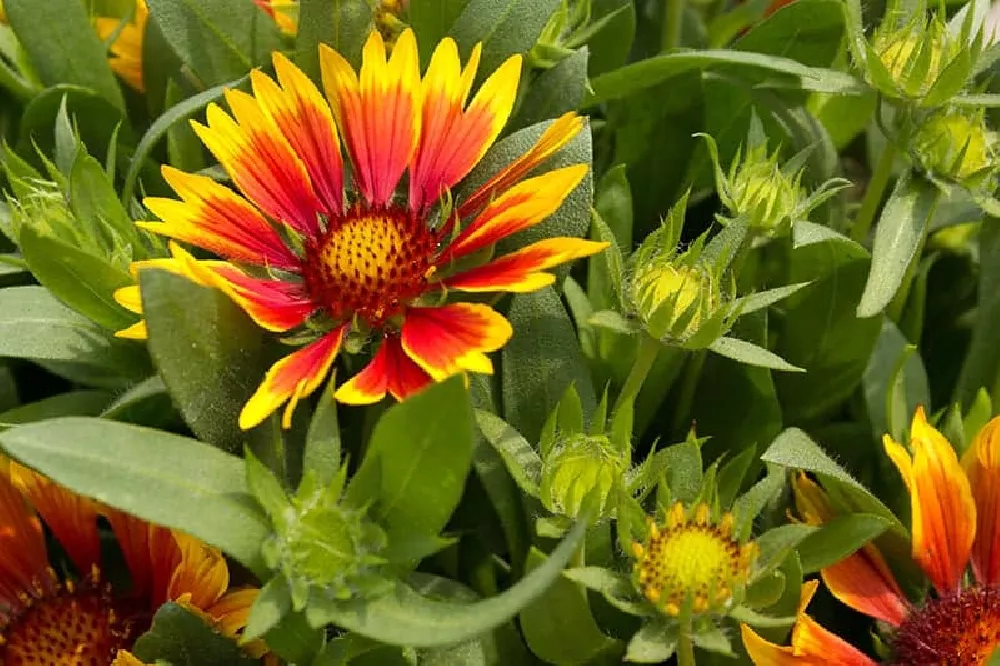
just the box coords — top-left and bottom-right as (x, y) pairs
(630, 260), (722, 344)
(870, 15), (963, 104)
(913, 108), (999, 187)
(726, 144), (805, 235)
(540, 434), (624, 521)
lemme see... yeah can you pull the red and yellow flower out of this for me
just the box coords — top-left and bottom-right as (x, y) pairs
(95, 0), (149, 93)
(254, 0), (298, 36)
(116, 29), (605, 430)
(0, 459), (264, 663)
(741, 408), (1000, 665)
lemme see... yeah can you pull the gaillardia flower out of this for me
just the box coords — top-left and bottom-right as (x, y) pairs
(254, 0), (298, 36)
(742, 408), (1000, 665)
(119, 29), (605, 429)
(94, 0), (148, 93)
(0, 460), (264, 663)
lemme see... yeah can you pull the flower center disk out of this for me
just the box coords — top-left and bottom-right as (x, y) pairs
(305, 208), (438, 327)
(890, 585), (1000, 665)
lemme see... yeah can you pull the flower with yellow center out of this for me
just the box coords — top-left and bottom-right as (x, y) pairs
(0, 460), (265, 663)
(115, 29), (606, 430)
(631, 502), (757, 617)
(94, 0), (149, 93)
(742, 408), (1000, 665)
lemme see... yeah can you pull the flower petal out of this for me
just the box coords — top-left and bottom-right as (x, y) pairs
(441, 164), (588, 263)
(400, 303), (512, 381)
(102, 508), (155, 600)
(167, 531), (229, 610)
(409, 42), (521, 211)
(94, 1), (148, 93)
(884, 406), (976, 595)
(251, 52), (344, 216)
(0, 467), (51, 603)
(445, 237), (608, 293)
(186, 261), (316, 333)
(963, 415), (1000, 586)
(241, 327), (346, 430)
(143, 167), (300, 270)
(741, 580), (877, 666)
(9, 462), (101, 578)
(334, 335), (432, 405)
(457, 112), (585, 219)
(192, 93), (323, 238)
(320, 29), (421, 206)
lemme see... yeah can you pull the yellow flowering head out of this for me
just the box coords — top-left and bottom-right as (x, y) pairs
(630, 502), (758, 617)
(913, 108), (999, 187)
(870, 14), (964, 104)
(540, 434), (624, 521)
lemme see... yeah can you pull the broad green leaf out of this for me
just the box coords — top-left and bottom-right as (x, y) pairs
(471, 433), (531, 570)
(0, 286), (145, 378)
(955, 221), (1000, 408)
(122, 75), (248, 206)
(857, 174), (940, 317)
(587, 50), (862, 106)
(624, 621), (677, 664)
(0, 417), (269, 572)
(475, 409), (542, 495)
(305, 517), (588, 647)
(245, 576), (292, 641)
(753, 524), (817, 579)
(450, 0), (561, 77)
(146, 0), (281, 86)
(512, 48), (589, 131)
(0, 391), (112, 430)
(19, 226), (134, 331)
(796, 513), (891, 573)
(519, 548), (620, 664)
(5, 0), (124, 110)
(586, 0), (635, 77)
(863, 320), (930, 442)
(734, 0), (845, 69)
(563, 567), (650, 616)
(296, 0), (373, 78)
(132, 602), (256, 665)
(349, 376), (475, 541)
(503, 287), (597, 443)
(16, 85), (130, 165)
(304, 379), (342, 487)
(141, 270), (269, 453)
(100, 376), (177, 427)
(709, 337), (805, 372)
(408, 0), (468, 62)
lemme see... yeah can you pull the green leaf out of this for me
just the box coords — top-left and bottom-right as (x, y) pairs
(585, 0), (635, 77)
(0, 286), (145, 378)
(305, 516), (589, 647)
(408, 0), (469, 63)
(132, 602), (256, 665)
(296, 0), (373, 78)
(5, 0), (124, 110)
(245, 576), (292, 641)
(19, 227), (134, 332)
(141, 269), (269, 453)
(734, 283), (811, 316)
(587, 50), (862, 106)
(863, 320), (930, 443)
(471, 436), (531, 572)
(857, 174), (940, 318)
(729, 605), (796, 628)
(122, 75), (248, 206)
(955, 221), (1000, 408)
(563, 567), (651, 616)
(625, 621), (677, 664)
(475, 409), (542, 495)
(450, 0), (561, 77)
(0, 417), (269, 572)
(246, 448), (291, 520)
(69, 152), (137, 248)
(502, 287), (597, 442)
(100, 376), (176, 427)
(0, 391), (113, 430)
(512, 48), (589, 131)
(796, 513), (891, 574)
(753, 524), (817, 579)
(349, 376), (475, 541)
(709, 337), (805, 372)
(519, 548), (620, 664)
(146, 0), (281, 86)
(304, 379), (342, 487)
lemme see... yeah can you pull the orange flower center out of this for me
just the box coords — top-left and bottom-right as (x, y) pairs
(0, 577), (146, 665)
(304, 207), (439, 327)
(891, 586), (1000, 664)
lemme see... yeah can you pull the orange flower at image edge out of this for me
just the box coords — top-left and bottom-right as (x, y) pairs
(94, 0), (149, 93)
(115, 28), (607, 430)
(0, 460), (263, 663)
(742, 408), (1000, 665)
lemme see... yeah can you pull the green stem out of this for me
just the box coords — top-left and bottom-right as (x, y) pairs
(662, 0), (685, 51)
(851, 141), (898, 243)
(613, 333), (661, 416)
(677, 621), (696, 666)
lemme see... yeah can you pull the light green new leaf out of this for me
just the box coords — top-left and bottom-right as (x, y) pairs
(709, 337), (805, 372)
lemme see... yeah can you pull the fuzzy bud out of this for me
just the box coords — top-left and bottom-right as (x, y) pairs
(540, 434), (624, 521)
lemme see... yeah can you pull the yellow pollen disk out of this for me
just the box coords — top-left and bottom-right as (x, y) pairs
(0, 576), (143, 665)
(304, 208), (439, 327)
(632, 503), (756, 617)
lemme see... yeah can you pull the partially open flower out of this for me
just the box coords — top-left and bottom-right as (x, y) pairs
(631, 502), (757, 618)
(868, 13), (967, 106)
(540, 434), (624, 521)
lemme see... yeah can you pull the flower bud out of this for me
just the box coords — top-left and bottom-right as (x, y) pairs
(540, 434), (624, 521)
(912, 108), (999, 188)
(529, 0), (596, 69)
(869, 15), (964, 104)
(629, 259), (723, 344)
(725, 144), (806, 236)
